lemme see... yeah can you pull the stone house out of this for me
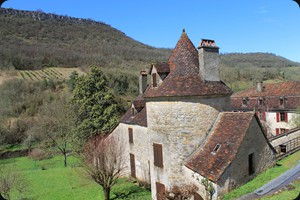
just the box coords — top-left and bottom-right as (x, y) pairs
(111, 31), (276, 199)
(231, 81), (300, 137)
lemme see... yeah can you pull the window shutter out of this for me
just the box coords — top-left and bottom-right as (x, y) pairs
(130, 154), (136, 178)
(276, 128), (279, 135)
(153, 143), (163, 168)
(128, 128), (133, 144)
(285, 112), (288, 122)
(152, 73), (157, 87)
(156, 182), (165, 200)
(276, 112), (280, 122)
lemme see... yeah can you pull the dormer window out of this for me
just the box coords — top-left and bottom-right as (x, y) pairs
(212, 144), (221, 154)
(152, 73), (157, 87)
(258, 97), (263, 105)
(131, 107), (135, 116)
(242, 97), (248, 106)
(279, 97), (285, 106)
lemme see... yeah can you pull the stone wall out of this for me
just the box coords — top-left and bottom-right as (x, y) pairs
(147, 98), (221, 199)
(217, 118), (275, 195)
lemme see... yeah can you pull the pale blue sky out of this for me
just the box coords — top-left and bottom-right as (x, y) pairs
(3, 0), (300, 62)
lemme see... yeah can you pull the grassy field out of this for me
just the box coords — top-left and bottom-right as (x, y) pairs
(0, 155), (151, 200)
(223, 151), (300, 199)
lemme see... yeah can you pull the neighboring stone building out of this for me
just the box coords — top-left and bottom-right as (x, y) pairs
(111, 31), (276, 199)
(231, 81), (300, 137)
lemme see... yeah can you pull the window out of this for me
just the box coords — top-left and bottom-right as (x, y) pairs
(156, 182), (165, 199)
(279, 97), (284, 106)
(242, 97), (248, 106)
(279, 145), (287, 153)
(258, 97), (263, 105)
(131, 107), (135, 116)
(130, 153), (136, 178)
(128, 128), (133, 144)
(248, 153), (255, 175)
(153, 143), (163, 168)
(280, 128), (286, 134)
(212, 144), (221, 154)
(276, 112), (288, 122)
(152, 73), (157, 87)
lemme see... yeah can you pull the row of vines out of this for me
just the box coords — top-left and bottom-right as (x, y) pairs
(19, 68), (67, 81)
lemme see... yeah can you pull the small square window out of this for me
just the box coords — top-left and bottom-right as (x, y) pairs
(212, 144), (221, 154)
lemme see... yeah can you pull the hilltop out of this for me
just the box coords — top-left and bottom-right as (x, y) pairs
(1, 8), (300, 73)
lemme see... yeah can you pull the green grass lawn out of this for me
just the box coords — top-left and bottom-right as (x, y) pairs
(223, 151), (300, 199)
(0, 155), (151, 200)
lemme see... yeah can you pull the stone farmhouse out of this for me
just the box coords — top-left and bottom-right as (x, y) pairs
(111, 31), (276, 199)
(231, 81), (300, 138)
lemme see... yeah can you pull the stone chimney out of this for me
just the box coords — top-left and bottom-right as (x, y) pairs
(198, 39), (220, 82)
(139, 70), (148, 94)
(256, 81), (263, 92)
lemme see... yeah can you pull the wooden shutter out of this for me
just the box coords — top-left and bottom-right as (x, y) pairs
(285, 112), (288, 122)
(276, 128), (280, 135)
(130, 153), (136, 178)
(153, 143), (163, 168)
(152, 73), (157, 87)
(156, 182), (165, 200)
(194, 193), (204, 200)
(128, 128), (133, 144)
(276, 112), (280, 122)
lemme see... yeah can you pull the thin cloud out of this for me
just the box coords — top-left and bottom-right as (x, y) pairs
(258, 6), (269, 14)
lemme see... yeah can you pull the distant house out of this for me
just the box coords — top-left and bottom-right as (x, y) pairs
(231, 81), (300, 137)
(111, 31), (276, 199)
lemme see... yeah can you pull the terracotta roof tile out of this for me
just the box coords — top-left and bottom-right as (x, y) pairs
(144, 31), (232, 98)
(152, 62), (170, 74)
(185, 112), (255, 182)
(231, 82), (300, 110)
(232, 81), (300, 97)
(120, 95), (147, 127)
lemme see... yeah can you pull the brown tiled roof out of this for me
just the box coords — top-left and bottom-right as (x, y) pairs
(152, 62), (170, 74)
(144, 31), (232, 98)
(120, 106), (147, 127)
(232, 81), (300, 97)
(231, 82), (300, 110)
(185, 112), (255, 182)
(120, 95), (147, 127)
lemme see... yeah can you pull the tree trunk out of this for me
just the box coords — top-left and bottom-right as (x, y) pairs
(63, 152), (67, 167)
(103, 187), (110, 200)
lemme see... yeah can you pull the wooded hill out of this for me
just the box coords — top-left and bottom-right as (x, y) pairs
(1, 8), (299, 75)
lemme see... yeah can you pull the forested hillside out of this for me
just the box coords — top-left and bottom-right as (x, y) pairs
(1, 8), (299, 74)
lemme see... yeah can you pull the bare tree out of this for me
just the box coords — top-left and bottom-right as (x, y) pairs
(0, 167), (27, 200)
(31, 94), (75, 167)
(81, 135), (126, 200)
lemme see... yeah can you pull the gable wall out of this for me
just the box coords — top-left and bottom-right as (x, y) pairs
(111, 123), (150, 183)
(217, 118), (275, 195)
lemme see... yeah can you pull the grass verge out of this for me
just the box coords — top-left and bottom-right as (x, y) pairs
(223, 150), (300, 199)
(0, 155), (151, 200)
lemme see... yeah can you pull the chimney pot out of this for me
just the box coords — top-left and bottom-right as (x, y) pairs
(198, 39), (220, 82)
(139, 70), (148, 94)
(256, 81), (263, 92)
